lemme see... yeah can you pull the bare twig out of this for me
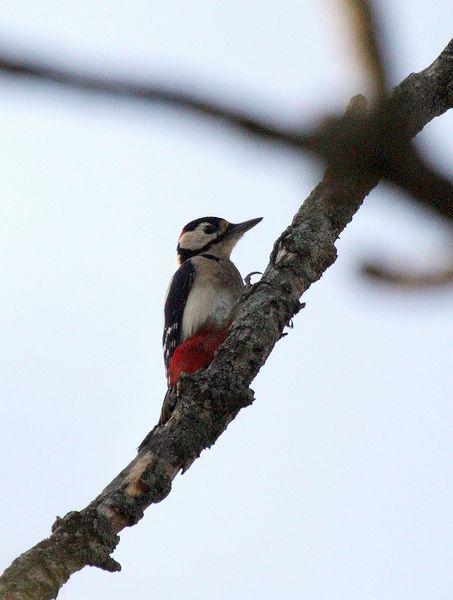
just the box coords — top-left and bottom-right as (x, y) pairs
(0, 51), (316, 152)
(0, 40), (452, 219)
(362, 261), (453, 287)
(342, 0), (388, 98)
(382, 144), (453, 221)
(1, 39), (451, 600)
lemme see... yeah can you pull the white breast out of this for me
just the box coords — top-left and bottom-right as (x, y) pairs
(180, 257), (244, 341)
(181, 283), (236, 340)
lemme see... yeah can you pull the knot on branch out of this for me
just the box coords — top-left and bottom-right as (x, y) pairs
(95, 454), (174, 528)
(52, 509), (121, 572)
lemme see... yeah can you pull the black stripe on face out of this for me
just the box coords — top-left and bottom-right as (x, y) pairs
(177, 217), (227, 262)
(177, 229), (227, 262)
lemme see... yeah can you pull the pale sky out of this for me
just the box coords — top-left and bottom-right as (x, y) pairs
(0, 1), (452, 599)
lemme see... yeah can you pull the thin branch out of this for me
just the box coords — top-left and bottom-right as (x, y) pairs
(0, 39), (452, 217)
(1, 39), (451, 600)
(342, 0), (388, 98)
(0, 51), (316, 153)
(361, 260), (453, 288)
(382, 144), (453, 221)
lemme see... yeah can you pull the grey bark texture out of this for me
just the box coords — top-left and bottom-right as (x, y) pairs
(0, 38), (452, 600)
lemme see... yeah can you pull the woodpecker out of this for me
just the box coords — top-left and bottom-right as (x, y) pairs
(157, 215), (262, 426)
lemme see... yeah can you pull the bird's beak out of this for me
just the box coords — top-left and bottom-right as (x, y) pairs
(227, 217), (263, 237)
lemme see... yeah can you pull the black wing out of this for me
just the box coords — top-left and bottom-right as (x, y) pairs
(162, 259), (196, 372)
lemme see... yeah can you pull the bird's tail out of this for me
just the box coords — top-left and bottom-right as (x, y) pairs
(137, 387), (177, 453)
(159, 386), (178, 425)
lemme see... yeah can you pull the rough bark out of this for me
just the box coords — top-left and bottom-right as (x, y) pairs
(0, 39), (452, 600)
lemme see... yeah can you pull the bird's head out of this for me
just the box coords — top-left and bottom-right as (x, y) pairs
(176, 216), (262, 265)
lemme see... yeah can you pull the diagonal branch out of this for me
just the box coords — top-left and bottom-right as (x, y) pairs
(1, 39), (452, 600)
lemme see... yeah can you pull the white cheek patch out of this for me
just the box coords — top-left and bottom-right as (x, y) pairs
(179, 227), (216, 251)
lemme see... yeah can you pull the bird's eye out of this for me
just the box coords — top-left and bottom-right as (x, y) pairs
(204, 225), (216, 234)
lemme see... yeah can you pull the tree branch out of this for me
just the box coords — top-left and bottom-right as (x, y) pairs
(381, 143), (453, 221)
(0, 40), (452, 218)
(0, 50), (316, 153)
(342, 0), (388, 98)
(1, 39), (452, 599)
(361, 260), (453, 288)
